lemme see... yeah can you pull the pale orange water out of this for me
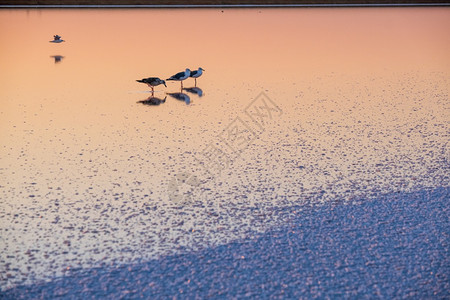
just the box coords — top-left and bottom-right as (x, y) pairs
(0, 8), (449, 289)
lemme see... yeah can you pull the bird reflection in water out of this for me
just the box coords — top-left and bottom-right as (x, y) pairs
(167, 92), (190, 105)
(137, 96), (167, 106)
(50, 55), (64, 64)
(183, 87), (203, 97)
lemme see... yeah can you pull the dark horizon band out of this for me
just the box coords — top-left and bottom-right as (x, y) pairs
(1, 0), (449, 8)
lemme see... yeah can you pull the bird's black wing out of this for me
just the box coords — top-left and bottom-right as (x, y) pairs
(172, 71), (186, 79)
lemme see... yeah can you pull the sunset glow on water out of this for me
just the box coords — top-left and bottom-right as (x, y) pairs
(0, 8), (449, 290)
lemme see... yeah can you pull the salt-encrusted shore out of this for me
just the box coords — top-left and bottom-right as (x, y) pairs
(3, 187), (449, 298)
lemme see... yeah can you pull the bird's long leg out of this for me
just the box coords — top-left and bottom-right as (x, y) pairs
(195, 78), (197, 87)
(181, 81), (183, 89)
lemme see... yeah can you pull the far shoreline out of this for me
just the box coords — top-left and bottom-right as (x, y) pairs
(1, 0), (449, 7)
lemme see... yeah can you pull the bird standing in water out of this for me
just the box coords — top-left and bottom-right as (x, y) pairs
(136, 77), (166, 93)
(50, 35), (65, 43)
(190, 67), (205, 86)
(167, 69), (191, 89)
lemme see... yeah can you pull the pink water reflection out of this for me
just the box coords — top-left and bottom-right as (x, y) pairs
(0, 8), (449, 290)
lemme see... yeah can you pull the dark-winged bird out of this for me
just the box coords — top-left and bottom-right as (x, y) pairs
(190, 67), (205, 86)
(50, 35), (65, 43)
(136, 77), (167, 93)
(167, 69), (191, 89)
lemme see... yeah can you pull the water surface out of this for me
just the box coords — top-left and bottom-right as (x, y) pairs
(0, 8), (449, 290)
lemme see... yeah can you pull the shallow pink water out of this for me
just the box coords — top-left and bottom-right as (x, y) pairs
(0, 8), (449, 290)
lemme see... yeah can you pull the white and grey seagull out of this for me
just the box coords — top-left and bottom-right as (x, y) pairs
(190, 67), (205, 86)
(136, 77), (166, 93)
(50, 35), (65, 43)
(167, 68), (191, 89)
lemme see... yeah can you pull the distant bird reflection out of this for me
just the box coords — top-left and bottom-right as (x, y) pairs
(137, 96), (167, 106)
(50, 55), (64, 64)
(183, 87), (203, 97)
(50, 35), (65, 43)
(167, 92), (190, 105)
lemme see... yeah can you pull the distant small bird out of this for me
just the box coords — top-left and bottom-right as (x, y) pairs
(167, 69), (191, 89)
(136, 77), (166, 93)
(50, 35), (65, 43)
(190, 67), (205, 86)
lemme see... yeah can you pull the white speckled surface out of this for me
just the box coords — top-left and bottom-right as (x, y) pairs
(1, 8), (449, 290)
